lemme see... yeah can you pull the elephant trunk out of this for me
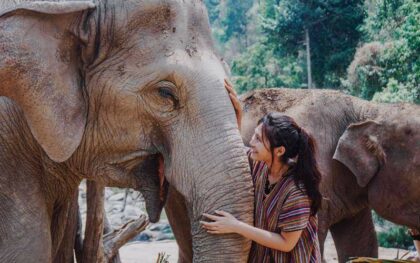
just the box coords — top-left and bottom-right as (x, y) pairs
(190, 134), (254, 262)
(167, 78), (254, 262)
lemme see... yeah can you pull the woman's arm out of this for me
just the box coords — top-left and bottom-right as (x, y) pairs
(225, 79), (256, 172)
(225, 79), (242, 133)
(235, 219), (302, 252)
(201, 210), (302, 252)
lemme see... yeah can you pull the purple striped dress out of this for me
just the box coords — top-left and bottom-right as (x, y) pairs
(247, 153), (321, 263)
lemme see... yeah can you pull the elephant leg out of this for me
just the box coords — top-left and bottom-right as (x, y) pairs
(53, 189), (79, 263)
(164, 185), (193, 263)
(0, 188), (51, 262)
(318, 224), (329, 263)
(330, 207), (378, 262)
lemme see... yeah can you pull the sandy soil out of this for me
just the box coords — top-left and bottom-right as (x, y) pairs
(119, 233), (411, 263)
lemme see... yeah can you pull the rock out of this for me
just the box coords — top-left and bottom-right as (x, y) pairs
(133, 232), (151, 242)
(155, 232), (175, 241)
(161, 225), (173, 234)
(109, 214), (124, 227)
(107, 204), (122, 214)
(124, 206), (141, 218)
(131, 229), (155, 242)
(105, 188), (114, 199)
(108, 192), (126, 201)
(149, 223), (169, 232)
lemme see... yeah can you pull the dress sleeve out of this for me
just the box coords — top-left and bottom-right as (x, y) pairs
(278, 186), (311, 232)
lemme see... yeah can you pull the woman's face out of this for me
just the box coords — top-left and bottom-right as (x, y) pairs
(249, 124), (272, 163)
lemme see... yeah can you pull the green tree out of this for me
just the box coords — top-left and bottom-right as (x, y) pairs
(204, 0), (256, 64)
(261, 0), (365, 88)
(219, 0), (254, 43)
(345, 0), (419, 103)
(231, 40), (304, 93)
(361, 0), (405, 42)
(203, 0), (220, 24)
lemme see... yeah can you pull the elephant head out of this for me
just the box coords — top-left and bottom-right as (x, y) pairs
(333, 117), (420, 229)
(0, 0), (254, 261)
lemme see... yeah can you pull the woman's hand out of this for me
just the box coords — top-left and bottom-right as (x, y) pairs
(200, 210), (240, 234)
(201, 210), (304, 252)
(225, 79), (242, 132)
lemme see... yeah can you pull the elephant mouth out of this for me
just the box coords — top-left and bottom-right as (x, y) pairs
(109, 151), (169, 222)
(136, 153), (169, 222)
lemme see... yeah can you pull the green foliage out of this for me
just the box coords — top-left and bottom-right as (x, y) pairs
(361, 0), (406, 42)
(219, 0), (254, 43)
(343, 42), (387, 99)
(204, 0), (253, 44)
(372, 78), (419, 104)
(262, 0), (365, 87)
(372, 211), (386, 226)
(204, 0), (366, 91)
(203, 0), (220, 24)
(231, 41), (304, 93)
(372, 212), (413, 250)
(203, 0), (256, 67)
(377, 226), (413, 249)
(345, 0), (420, 103)
(204, 0), (418, 102)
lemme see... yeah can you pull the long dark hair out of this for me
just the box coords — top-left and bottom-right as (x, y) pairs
(259, 112), (322, 215)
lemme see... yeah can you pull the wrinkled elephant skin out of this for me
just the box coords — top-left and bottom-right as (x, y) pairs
(0, 1), (253, 262)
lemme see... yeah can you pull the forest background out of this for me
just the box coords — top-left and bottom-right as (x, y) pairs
(203, 0), (419, 249)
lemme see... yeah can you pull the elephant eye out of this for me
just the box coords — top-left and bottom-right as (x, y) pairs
(157, 81), (179, 109)
(158, 87), (174, 99)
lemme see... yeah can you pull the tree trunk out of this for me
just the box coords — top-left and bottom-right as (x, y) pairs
(305, 28), (313, 89)
(103, 215), (149, 261)
(75, 205), (84, 263)
(104, 213), (122, 263)
(79, 183), (149, 263)
(53, 189), (80, 263)
(82, 181), (106, 263)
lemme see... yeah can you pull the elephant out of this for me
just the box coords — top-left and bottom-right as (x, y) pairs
(0, 1), (254, 262)
(166, 88), (419, 263)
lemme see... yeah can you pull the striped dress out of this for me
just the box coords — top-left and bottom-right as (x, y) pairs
(247, 153), (321, 263)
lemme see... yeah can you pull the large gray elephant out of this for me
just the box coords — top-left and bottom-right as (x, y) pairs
(0, 1), (254, 262)
(166, 88), (419, 262)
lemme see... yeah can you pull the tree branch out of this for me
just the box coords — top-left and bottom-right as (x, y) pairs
(103, 215), (149, 261)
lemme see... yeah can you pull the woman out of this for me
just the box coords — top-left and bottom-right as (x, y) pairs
(200, 80), (322, 262)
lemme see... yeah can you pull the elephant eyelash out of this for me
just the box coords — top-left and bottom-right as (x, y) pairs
(158, 86), (179, 109)
(158, 87), (174, 99)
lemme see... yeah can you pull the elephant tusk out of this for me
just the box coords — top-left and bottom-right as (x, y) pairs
(158, 154), (168, 202)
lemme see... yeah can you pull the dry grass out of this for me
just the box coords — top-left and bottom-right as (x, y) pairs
(155, 252), (170, 263)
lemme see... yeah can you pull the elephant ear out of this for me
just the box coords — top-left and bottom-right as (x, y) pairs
(333, 121), (387, 187)
(0, 1), (95, 162)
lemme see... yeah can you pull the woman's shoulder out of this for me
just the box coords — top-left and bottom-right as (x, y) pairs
(282, 175), (308, 197)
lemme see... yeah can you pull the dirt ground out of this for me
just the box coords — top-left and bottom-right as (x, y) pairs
(119, 233), (410, 263)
